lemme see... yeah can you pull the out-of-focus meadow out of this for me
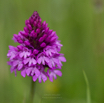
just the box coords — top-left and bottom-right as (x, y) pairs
(0, 0), (104, 103)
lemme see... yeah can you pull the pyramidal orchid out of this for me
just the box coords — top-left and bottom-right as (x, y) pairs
(7, 11), (66, 83)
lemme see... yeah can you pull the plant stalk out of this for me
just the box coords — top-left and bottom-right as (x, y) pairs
(30, 79), (35, 103)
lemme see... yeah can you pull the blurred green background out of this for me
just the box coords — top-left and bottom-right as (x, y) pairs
(0, 0), (104, 103)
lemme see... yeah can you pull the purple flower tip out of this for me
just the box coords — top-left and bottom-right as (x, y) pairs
(7, 11), (66, 83)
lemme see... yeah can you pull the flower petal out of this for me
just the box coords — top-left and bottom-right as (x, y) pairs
(38, 75), (42, 83)
(41, 73), (47, 82)
(59, 56), (66, 62)
(21, 69), (26, 77)
(18, 63), (23, 70)
(33, 75), (38, 82)
(26, 67), (32, 76)
(54, 70), (62, 77)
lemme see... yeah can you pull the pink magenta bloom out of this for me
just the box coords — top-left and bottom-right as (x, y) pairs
(7, 11), (66, 83)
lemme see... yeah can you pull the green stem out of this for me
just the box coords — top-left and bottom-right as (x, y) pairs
(83, 70), (91, 103)
(30, 79), (35, 103)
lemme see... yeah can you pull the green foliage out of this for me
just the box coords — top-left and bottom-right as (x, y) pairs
(0, 0), (104, 103)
